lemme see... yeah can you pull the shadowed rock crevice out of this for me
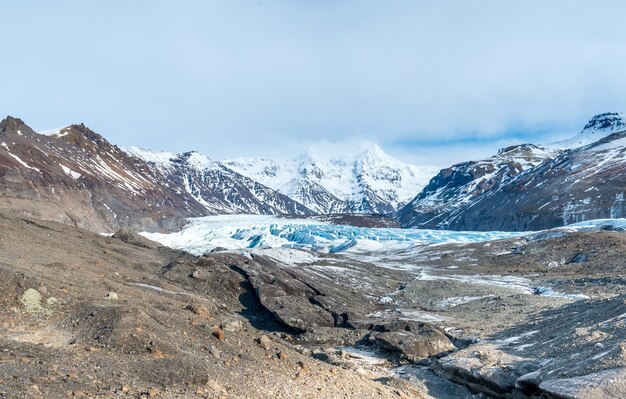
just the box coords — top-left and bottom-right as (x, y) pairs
(228, 264), (299, 333)
(229, 262), (336, 332)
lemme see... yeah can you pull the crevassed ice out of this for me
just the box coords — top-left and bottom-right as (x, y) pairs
(140, 215), (522, 255)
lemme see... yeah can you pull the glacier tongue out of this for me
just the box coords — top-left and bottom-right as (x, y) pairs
(140, 215), (523, 255)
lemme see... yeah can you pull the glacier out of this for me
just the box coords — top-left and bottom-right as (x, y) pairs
(140, 215), (523, 255)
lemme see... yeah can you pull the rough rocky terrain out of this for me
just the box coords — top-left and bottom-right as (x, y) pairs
(0, 212), (422, 399)
(222, 227), (626, 398)
(2, 210), (626, 398)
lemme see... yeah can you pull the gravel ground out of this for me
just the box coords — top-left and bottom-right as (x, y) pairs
(2, 212), (626, 398)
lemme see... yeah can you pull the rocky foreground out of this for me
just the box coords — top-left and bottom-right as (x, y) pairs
(2, 213), (626, 398)
(0, 213), (418, 398)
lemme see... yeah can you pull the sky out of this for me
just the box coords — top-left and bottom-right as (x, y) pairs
(2, 1), (626, 167)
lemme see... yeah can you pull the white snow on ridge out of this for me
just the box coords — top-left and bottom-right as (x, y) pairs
(124, 146), (221, 173)
(38, 127), (71, 138)
(224, 143), (440, 213)
(548, 112), (626, 150)
(124, 146), (176, 170)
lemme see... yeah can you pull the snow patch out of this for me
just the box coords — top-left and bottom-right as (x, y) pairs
(1, 142), (41, 172)
(60, 164), (81, 179)
(437, 295), (495, 308)
(39, 127), (70, 137)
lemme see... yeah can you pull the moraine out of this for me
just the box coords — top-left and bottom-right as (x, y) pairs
(139, 215), (626, 398)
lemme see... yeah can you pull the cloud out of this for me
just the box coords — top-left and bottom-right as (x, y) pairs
(1, 1), (626, 166)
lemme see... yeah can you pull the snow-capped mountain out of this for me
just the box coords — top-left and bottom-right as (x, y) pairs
(125, 147), (312, 216)
(1, 115), (435, 233)
(0, 117), (207, 232)
(398, 113), (626, 231)
(8, 110), (623, 234)
(0, 116), (310, 233)
(549, 112), (626, 149)
(397, 144), (555, 229)
(224, 144), (439, 214)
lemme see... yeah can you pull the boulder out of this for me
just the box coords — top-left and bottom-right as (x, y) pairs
(220, 319), (243, 333)
(538, 367), (626, 399)
(372, 321), (455, 361)
(242, 266), (336, 331)
(433, 344), (539, 397)
(257, 335), (271, 350)
(20, 288), (43, 313)
(185, 303), (210, 317)
(262, 296), (335, 331)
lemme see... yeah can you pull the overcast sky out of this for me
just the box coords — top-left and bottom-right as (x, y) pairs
(3, 1), (626, 167)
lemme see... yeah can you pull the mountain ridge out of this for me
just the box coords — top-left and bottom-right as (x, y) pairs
(3, 112), (625, 233)
(398, 112), (626, 231)
(223, 143), (439, 214)
(0, 116), (206, 232)
(1, 116), (433, 233)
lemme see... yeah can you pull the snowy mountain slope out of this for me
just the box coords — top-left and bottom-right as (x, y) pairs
(0, 116), (207, 232)
(224, 144), (439, 214)
(125, 147), (313, 216)
(464, 130), (626, 230)
(399, 113), (626, 231)
(0, 115), (313, 233)
(548, 112), (626, 149)
(397, 144), (555, 229)
(2, 114), (431, 234)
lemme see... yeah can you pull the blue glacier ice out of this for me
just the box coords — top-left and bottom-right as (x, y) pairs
(141, 215), (525, 255)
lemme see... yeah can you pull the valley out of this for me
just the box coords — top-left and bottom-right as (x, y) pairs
(2, 112), (626, 398)
(5, 3), (626, 397)
(3, 212), (626, 398)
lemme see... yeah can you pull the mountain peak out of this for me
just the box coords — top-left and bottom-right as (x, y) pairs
(66, 123), (105, 141)
(0, 116), (32, 135)
(39, 126), (71, 137)
(580, 112), (626, 135)
(38, 123), (107, 145)
(358, 142), (384, 156)
(295, 142), (390, 163)
(548, 112), (626, 150)
(355, 142), (396, 165)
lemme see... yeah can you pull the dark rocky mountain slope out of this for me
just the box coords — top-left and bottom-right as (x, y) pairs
(0, 116), (312, 233)
(399, 113), (626, 231)
(0, 117), (206, 232)
(125, 147), (312, 216)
